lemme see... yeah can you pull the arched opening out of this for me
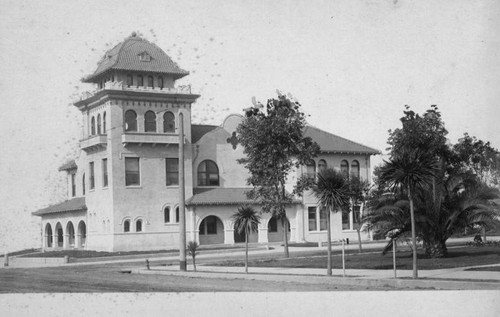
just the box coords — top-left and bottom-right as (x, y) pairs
(144, 111), (156, 132)
(136, 219), (143, 232)
(97, 114), (101, 134)
(198, 215), (224, 245)
(125, 110), (137, 132)
(163, 112), (175, 133)
(234, 221), (258, 244)
(55, 222), (63, 248)
(197, 160), (220, 186)
(351, 160), (360, 179)
(305, 160), (316, 179)
(267, 216), (291, 243)
(45, 223), (53, 248)
(66, 222), (75, 248)
(103, 112), (107, 134)
(341, 160), (349, 176)
(124, 220), (130, 232)
(77, 221), (86, 248)
(90, 116), (96, 135)
(318, 159), (327, 172)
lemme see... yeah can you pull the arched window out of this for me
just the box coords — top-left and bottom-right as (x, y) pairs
(163, 112), (175, 133)
(341, 160), (349, 176)
(176, 207), (180, 223)
(147, 76), (153, 88)
(124, 220), (130, 232)
(158, 76), (164, 89)
(164, 207), (170, 223)
(318, 159), (327, 171)
(125, 110), (137, 132)
(90, 116), (96, 135)
(137, 75), (143, 86)
(197, 160), (219, 186)
(268, 217), (278, 233)
(136, 219), (142, 232)
(306, 160), (316, 178)
(144, 111), (156, 132)
(351, 160), (360, 179)
(199, 216), (218, 235)
(126, 74), (133, 87)
(103, 112), (106, 134)
(97, 114), (101, 134)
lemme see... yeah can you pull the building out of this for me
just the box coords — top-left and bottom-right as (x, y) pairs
(33, 34), (379, 252)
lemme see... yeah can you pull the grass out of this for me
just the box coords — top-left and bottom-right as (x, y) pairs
(465, 266), (500, 272)
(211, 246), (500, 270)
(20, 249), (177, 258)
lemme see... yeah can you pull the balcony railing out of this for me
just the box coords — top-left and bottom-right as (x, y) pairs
(122, 133), (179, 146)
(80, 135), (107, 152)
(77, 81), (192, 101)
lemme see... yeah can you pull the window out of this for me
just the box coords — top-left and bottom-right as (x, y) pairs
(164, 207), (170, 223)
(137, 75), (143, 86)
(163, 112), (175, 133)
(268, 217), (278, 233)
(342, 211), (350, 230)
(353, 205), (361, 230)
(144, 111), (156, 132)
(102, 158), (108, 187)
(103, 112), (106, 134)
(125, 110), (137, 132)
(125, 157), (140, 186)
(341, 160), (349, 176)
(124, 220), (130, 232)
(309, 206), (328, 231)
(71, 174), (76, 197)
(147, 76), (153, 88)
(308, 207), (317, 231)
(197, 160), (219, 186)
(97, 114), (101, 134)
(200, 216), (218, 235)
(89, 162), (95, 189)
(82, 173), (85, 195)
(175, 207), (180, 223)
(136, 220), (142, 232)
(91, 116), (96, 135)
(158, 76), (164, 89)
(127, 74), (133, 87)
(305, 160), (316, 178)
(166, 158), (179, 186)
(318, 159), (327, 172)
(351, 160), (360, 179)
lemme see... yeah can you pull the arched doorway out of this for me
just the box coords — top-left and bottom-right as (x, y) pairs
(45, 223), (53, 248)
(267, 216), (291, 243)
(77, 221), (86, 248)
(198, 216), (224, 245)
(55, 222), (63, 248)
(66, 222), (75, 248)
(234, 223), (258, 243)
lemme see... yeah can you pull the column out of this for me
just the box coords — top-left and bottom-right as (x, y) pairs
(224, 228), (235, 244)
(258, 227), (269, 243)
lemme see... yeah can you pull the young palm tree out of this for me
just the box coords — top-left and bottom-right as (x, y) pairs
(232, 205), (261, 273)
(313, 168), (350, 276)
(377, 149), (438, 279)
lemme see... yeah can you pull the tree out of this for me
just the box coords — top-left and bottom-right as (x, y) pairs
(232, 205), (261, 273)
(377, 148), (438, 279)
(237, 94), (320, 257)
(347, 176), (371, 253)
(187, 241), (199, 271)
(312, 168), (350, 276)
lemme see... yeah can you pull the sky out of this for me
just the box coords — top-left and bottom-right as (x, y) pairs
(0, 0), (499, 252)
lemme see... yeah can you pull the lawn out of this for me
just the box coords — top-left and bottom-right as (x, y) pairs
(211, 246), (500, 270)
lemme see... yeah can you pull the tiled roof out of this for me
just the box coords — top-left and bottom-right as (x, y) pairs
(304, 126), (380, 155)
(83, 34), (189, 82)
(58, 160), (77, 171)
(191, 124), (219, 143)
(187, 188), (255, 206)
(32, 197), (87, 216)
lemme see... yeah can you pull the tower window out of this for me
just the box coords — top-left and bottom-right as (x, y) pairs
(124, 220), (130, 232)
(164, 207), (170, 223)
(102, 158), (108, 187)
(103, 112), (106, 134)
(136, 219), (142, 232)
(144, 111), (156, 132)
(166, 158), (179, 186)
(125, 110), (137, 132)
(90, 116), (96, 135)
(97, 114), (101, 134)
(125, 157), (140, 186)
(89, 162), (95, 190)
(163, 112), (175, 133)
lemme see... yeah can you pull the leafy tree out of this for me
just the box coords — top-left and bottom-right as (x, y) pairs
(237, 94), (320, 257)
(312, 168), (350, 276)
(347, 176), (371, 253)
(232, 205), (261, 273)
(187, 241), (199, 271)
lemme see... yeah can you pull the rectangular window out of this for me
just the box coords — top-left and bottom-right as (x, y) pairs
(89, 162), (95, 189)
(319, 208), (328, 231)
(125, 157), (140, 186)
(308, 207), (317, 231)
(166, 158), (179, 186)
(342, 211), (350, 230)
(102, 158), (108, 187)
(71, 174), (76, 197)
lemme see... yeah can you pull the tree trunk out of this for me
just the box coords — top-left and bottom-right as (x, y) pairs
(356, 228), (363, 254)
(282, 216), (289, 258)
(245, 231), (249, 274)
(193, 257), (197, 272)
(424, 241), (448, 258)
(482, 227), (487, 243)
(408, 188), (418, 279)
(326, 208), (332, 276)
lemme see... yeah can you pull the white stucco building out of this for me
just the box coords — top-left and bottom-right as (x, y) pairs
(33, 34), (379, 252)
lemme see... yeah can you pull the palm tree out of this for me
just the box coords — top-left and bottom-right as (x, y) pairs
(313, 168), (350, 276)
(376, 149), (439, 278)
(187, 241), (199, 271)
(232, 205), (261, 273)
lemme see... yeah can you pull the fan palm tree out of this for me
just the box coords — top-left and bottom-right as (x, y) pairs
(377, 149), (438, 279)
(232, 205), (261, 273)
(313, 168), (350, 276)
